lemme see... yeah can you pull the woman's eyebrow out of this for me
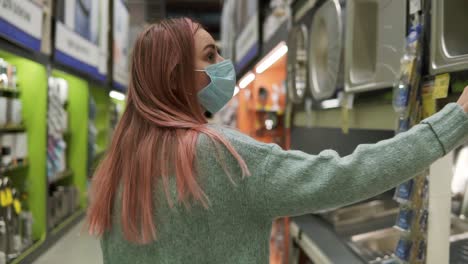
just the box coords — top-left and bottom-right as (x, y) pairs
(203, 44), (217, 51)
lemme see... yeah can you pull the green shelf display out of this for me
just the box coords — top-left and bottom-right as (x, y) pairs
(0, 49), (48, 244)
(0, 43), (123, 262)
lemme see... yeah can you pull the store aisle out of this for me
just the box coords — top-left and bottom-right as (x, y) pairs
(34, 220), (102, 264)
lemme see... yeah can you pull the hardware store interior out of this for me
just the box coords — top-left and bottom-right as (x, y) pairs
(1, 0), (468, 263)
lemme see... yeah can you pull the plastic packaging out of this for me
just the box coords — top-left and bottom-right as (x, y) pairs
(393, 56), (415, 116)
(397, 117), (410, 134)
(396, 206), (414, 231)
(394, 179), (414, 203)
(395, 238), (412, 261)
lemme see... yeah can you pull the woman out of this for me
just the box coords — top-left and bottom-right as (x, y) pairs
(88, 18), (468, 263)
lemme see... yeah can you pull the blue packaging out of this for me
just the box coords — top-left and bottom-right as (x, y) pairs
(393, 83), (411, 114)
(397, 118), (410, 134)
(395, 238), (412, 261)
(394, 179), (414, 202)
(396, 208), (414, 230)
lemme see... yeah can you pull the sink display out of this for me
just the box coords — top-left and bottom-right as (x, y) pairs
(322, 200), (399, 236)
(308, 0), (344, 100)
(348, 227), (400, 263)
(347, 216), (468, 263)
(430, 0), (468, 74)
(344, 0), (407, 93)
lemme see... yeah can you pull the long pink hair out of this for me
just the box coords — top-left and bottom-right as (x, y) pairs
(87, 18), (249, 244)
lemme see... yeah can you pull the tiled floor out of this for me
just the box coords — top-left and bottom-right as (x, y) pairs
(34, 220), (102, 264)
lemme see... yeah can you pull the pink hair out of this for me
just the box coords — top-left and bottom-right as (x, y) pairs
(87, 18), (249, 244)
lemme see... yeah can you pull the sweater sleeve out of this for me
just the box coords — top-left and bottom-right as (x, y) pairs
(254, 103), (468, 219)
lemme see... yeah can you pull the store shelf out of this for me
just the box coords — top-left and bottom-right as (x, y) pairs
(0, 161), (28, 174)
(0, 125), (26, 133)
(49, 170), (73, 185)
(0, 38), (49, 65)
(256, 108), (285, 115)
(9, 239), (44, 264)
(0, 88), (20, 98)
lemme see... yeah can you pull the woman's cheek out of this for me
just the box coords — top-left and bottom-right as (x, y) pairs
(196, 73), (211, 92)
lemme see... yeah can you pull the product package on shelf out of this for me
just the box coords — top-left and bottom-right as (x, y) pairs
(0, 132), (28, 171)
(0, 177), (33, 262)
(0, 98), (6, 126)
(0, 135), (13, 168)
(47, 185), (79, 229)
(47, 77), (69, 182)
(0, 58), (21, 130)
(88, 96), (99, 176)
(392, 6), (430, 263)
(9, 99), (22, 126)
(0, 59), (18, 91)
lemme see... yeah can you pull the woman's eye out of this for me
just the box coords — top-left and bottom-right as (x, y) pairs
(207, 53), (215, 62)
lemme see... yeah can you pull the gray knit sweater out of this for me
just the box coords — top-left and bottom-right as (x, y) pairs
(101, 103), (468, 264)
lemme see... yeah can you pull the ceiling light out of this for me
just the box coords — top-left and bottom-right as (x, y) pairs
(109, 90), (126, 101)
(255, 42), (288, 74)
(233, 86), (240, 96)
(239, 72), (255, 89)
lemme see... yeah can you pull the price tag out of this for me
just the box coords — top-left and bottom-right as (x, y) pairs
(422, 80), (436, 118)
(433, 73), (450, 99)
(422, 93), (436, 119)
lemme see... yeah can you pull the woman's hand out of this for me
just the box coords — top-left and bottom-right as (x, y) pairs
(457, 86), (468, 113)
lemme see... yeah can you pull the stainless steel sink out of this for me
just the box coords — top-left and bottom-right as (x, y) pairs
(308, 0), (344, 100)
(430, 0), (468, 74)
(322, 200), (399, 236)
(344, 0), (407, 93)
(347, 216), (468, 263)
(348, 227), (400, 263)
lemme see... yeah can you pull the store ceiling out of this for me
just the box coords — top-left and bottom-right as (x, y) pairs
(125, 0), (222, 40)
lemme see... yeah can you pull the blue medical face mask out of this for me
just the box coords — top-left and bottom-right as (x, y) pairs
(195, 60), (236, 114)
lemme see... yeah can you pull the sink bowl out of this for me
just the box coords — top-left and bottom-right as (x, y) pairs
(344, 0), (407, 93)
(322, 200), (399, 236)
(430, 0), (468, 74)
(347, 216), (468, 263)
(348, 227), (400, 263)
